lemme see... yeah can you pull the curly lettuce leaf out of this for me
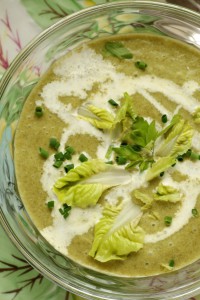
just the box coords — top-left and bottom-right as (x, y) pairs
(54, 183), (107, 208)
(53, 159), (131, 208)
(156, 115), (193, 158)
(146, 156), (176, 181)
(89, 203), (144, 262)
(78, 105), (115, 129)
(192, 107), (200, 124)
(133, 190), (153, 210)
(153, 183), (182, 203)
(115, 92), (136, 124)
(54, 159), (108, 189)
(104, 41), (133, 59)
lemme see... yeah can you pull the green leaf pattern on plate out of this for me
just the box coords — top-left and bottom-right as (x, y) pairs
(0, 0), (200, 299)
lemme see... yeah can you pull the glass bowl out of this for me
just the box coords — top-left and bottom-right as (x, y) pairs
(1, 1), (200, 299)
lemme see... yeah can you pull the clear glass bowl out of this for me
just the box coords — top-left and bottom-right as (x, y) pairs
(1, 1), (200, 299)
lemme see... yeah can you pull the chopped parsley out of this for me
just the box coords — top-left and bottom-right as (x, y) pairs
(104, 41), (133, 59)
(192, 208), (199, 217)
(49, 137), (60, 150)
(46, 201), (54, 209)
(135, 61), (147, 70)
(169, 259), (175, 268)
(164, 216), (172, 226)
(108, 99), (119, 107)
(79, 153), (88, 162)
(64, 164), (74, 173)
(35, 106), (43, 117)
(39, 147), (49, 159)
(59, 204), (71, 219)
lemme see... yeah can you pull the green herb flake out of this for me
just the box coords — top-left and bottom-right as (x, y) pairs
(104, 41), (133, 59)
(79, 153), (88, 162)
(116, 156), (127, 165)
(53, 160), (63, 168)
(49, 137), (60, 150)
(59, 203), (71, 219)
(192, 208), (199, 217)
(39, 147), (49, 159)
(164, 216), (172, 226)
(161, 114), (168, 123)
(65, 146), (75, 154)
(54, 152), (65, 161)
(135, 61), (147, 70)
(106, 161), (113, 165)
(160, 171), (165, 177)
(35, 106), (43, 117)
(169, 259), (175, 268)
(64, 164), (74, 173)
(108, 99), (119, 107)
(46, 201), (54, 209)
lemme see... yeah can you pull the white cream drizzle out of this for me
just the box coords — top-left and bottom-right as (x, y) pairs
(40, 45), (200, 250)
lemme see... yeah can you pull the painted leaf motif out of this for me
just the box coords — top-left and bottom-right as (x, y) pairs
(20, 0), (83, 29)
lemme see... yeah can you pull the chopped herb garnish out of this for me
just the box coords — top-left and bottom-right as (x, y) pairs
(35, 106), (43, 117)
(169, 259), (175, 268)
(132, 145), (142, 152)
(116, 156), (127, 165)
(160, 171), (165, 177)
(65, 146), (75, 154)
(64, 164), (74, 173)
(108, 99), (119, 107)
(190, 151), (200, 161)
(135, 61), (147, 70)
(79, 153), (88, 162)
(164, 216), (172, 226)
(184, 149), (192, 158)
(104, 41), (133, 59)
(161, 114), (168, 123)
(59, 203), (71, 219)
(64, 146), (75, 160)
(49, 137), (60, 150)
(106, 160), (113, 165)
(39, 147), (49, 159)
(192, 208), (199, 217)
(53, 160), (63, 168)
(54, 152), (65, 161)
(105, 144), (113, 160)
(171, 163), (176, 167)
(177, 155), (184, 162)
(46, 201), (54, 209)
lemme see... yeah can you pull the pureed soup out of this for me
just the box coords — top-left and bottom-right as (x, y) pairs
(14, 34), (200, 277)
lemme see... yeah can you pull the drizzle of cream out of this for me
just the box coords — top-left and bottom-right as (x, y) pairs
(145, 166), (200, 243)
(40, 45), (200, 249)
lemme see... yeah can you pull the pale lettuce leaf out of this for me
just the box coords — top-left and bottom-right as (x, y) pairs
(53, 159), (131, 208)
(54, 159), (108, 189)
(192, 107), (200, 124)
(54, 183), (107, 208)
(78, 105), (115, 129)
(89, 203), (144, 262)
(153, 183), (182, 203)
(156, 115), (193, 158)
(146, 156), (176, 181)
(133, 190), (153, 210)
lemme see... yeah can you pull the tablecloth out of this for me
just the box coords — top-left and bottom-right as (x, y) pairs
(0, 0), (200, 299)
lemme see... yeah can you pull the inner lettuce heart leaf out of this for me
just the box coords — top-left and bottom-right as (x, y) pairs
(53, 159), (131, 208)
(89, 203), (144, 262)
(153, 183), (183, 203)
(54, 183), (107, 208)
(78, 105), (115, 129)
(156, 115), (193, 158)
(146, 156), (176, 181)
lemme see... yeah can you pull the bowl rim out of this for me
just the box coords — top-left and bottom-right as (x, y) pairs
(1, 1), (200, 299)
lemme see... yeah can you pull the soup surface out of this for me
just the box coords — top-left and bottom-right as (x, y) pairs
(14, 34), (200, 277)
